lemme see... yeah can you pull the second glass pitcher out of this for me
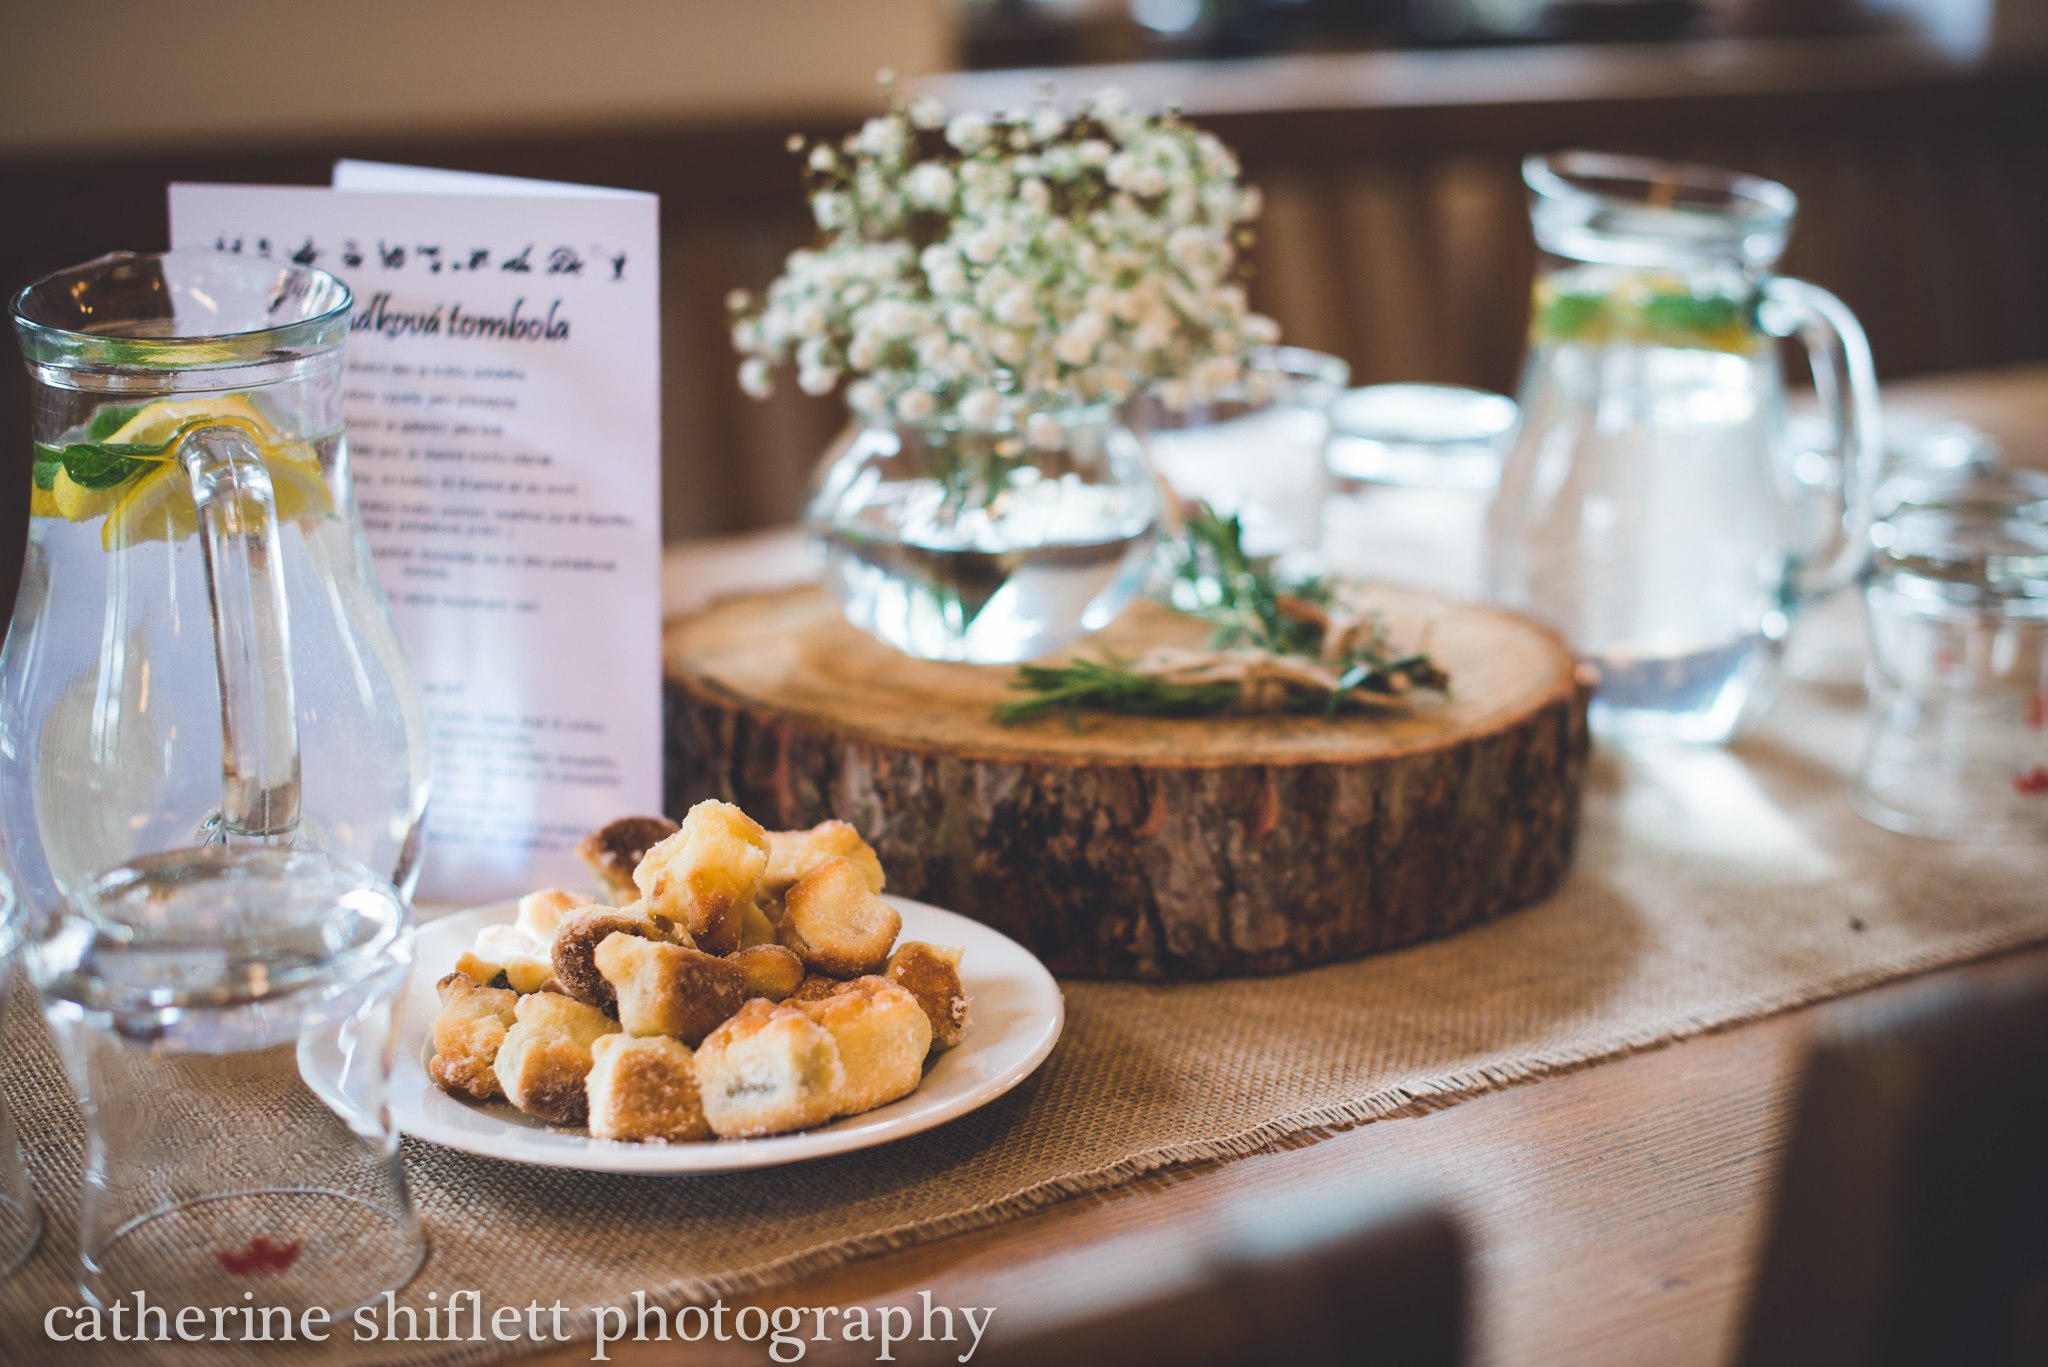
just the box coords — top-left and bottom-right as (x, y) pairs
(1486, 152), (1881, 747)
(3, 251), (430, 913)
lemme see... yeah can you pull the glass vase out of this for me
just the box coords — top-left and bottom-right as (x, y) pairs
(805, 405), (1161, 663)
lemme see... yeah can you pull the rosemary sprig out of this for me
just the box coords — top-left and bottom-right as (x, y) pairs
(993, 657), (1242, 724)
(996, 502), (1451, 725)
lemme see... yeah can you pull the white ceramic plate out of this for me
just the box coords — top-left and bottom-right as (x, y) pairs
(301, 896), (1064, 1174)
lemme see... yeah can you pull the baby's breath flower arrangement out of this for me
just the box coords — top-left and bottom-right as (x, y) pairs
(728, 78), (1278, 438)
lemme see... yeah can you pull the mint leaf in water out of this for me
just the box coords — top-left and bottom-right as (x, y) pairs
(32, 443), (64, 490)
(1542, 290), (1607, 339)
(59, 443), (148, 490)
(1641, 292), (1747, 337)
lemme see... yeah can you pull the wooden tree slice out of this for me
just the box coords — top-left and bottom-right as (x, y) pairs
(666, 585), (1591, 980)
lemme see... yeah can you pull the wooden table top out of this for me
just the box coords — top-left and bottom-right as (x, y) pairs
(551, 364), (2048, 1367)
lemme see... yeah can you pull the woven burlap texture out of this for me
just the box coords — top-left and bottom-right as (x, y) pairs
(3, 680), (2045, 1366)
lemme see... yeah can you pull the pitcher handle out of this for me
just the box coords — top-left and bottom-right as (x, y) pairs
(1758, 276), (1883, 604)
(182, 424), (302, 840)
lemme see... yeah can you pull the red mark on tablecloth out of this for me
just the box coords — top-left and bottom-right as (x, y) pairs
(216, 1236), (302, 1277)
(2014, 766), (2048, 797)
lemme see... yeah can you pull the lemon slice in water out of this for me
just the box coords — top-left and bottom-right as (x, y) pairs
(56, 395), (337, 547)
(102, 466), (201, 549)
(51, 467), (128, 522)
(266, 445), (336, 522)
(102, 395), (271, 446)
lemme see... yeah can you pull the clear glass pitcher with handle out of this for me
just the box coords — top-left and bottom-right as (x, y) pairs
(2, 250), (430, 915)
(1485, 152), (1881, 747)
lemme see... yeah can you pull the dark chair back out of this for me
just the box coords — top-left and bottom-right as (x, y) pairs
(978, 1191), (1466, 1367)
(1735, 961), (2048, 1367)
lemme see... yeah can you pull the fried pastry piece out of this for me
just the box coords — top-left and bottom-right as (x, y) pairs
(517, 887), (595, 941)
(428, 972), (519, 1101)
(634, 801), (769, 955)
(884, 942), (969, 1054)
(453, 952), (508, 991)
(494, 991), (619, 1126)
(761, 820), (885, 916)
(586, 1035), (710, 1143)
(787, 973), (852, 1005)
(594, 932), (747, 1046)
(460, 922), (555, 994)
(694, 998), (845, 1138)
(551, 906), (678, 1009)
(578, 815), (681, 904)
(798, 976), (932, 1117)
(778, 857), (902, 977)
(728, 943), (806, 1002)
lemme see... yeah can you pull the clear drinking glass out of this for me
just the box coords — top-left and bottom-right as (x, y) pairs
(808, 404), (1160, 663)
(1854, 468), (2048, 841)
(3, 251), (430, 915)
(1486, 152), (1883, 748)
(0, 869), (45, 1282)
(26, 847), (421, 1315)
(1322, 383), (1517, 597)
(1133, 346), (1351, 566)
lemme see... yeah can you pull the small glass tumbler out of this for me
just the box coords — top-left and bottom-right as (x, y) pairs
(0, 868), (46, 1281)
(1133, 346), (1350, 566)
(1854, 468), (2048, 841)
(1322, 383), (1517, 598)
(27, 846), (423, 1316)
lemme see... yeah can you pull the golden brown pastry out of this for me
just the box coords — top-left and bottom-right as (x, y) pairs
(728, 943), (806, 1002)
(550, 905), (679, 1009)
(593, 932), (747, 1046)
(494, 991), (619, 1126)
(428, 971), (519, 1101)
(633, 801), (769, 955)
(798, 976), (932, 1116)
(586, 1034), (710, 1143)
(694, 998), (845, 1138)
(778, 857), (902, 977)
(459, 919), (556, 994)
(516, 887), (595, 940)
(883, 942), (969, 1054)
(761, 820), (885, 916)
(786, 973), (849, 1004)
(577, 815), (680, 904)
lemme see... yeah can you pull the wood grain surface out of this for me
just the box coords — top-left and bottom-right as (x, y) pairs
(515, 944), (2048, 1367)
(517, 365), (2048, 1366)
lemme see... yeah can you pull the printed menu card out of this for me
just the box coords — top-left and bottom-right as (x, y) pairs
(170, 165), (662, 903)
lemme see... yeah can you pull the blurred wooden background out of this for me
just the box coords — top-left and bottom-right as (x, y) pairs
(2, 31), (2045, 607)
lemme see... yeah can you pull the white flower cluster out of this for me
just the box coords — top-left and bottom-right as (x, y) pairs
(730, 83), (1279, 434)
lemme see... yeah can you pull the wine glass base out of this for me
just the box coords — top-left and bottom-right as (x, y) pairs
(1853, 766), (2048, 845)
(80, 1187), (425, 1322)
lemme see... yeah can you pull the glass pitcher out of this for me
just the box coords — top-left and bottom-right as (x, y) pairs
(3, 250), (430, 914)
(1486, 152), (1881, 747)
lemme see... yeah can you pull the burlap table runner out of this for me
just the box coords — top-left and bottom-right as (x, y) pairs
(4, 675), (2045, 1365)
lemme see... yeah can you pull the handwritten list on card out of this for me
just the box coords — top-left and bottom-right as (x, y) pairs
(170, 168), (662, 902)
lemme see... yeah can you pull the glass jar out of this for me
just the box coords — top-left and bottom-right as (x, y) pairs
(29, 847), (421, 1316)
(1132, 346), (1350, 566)
(806, 404), (1160, 664)
(1323, 383), (1517, 598)
(1855, 467), (2048, 841)
(1486, 152), (1883, 748)
(3, 251), (431, 912)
